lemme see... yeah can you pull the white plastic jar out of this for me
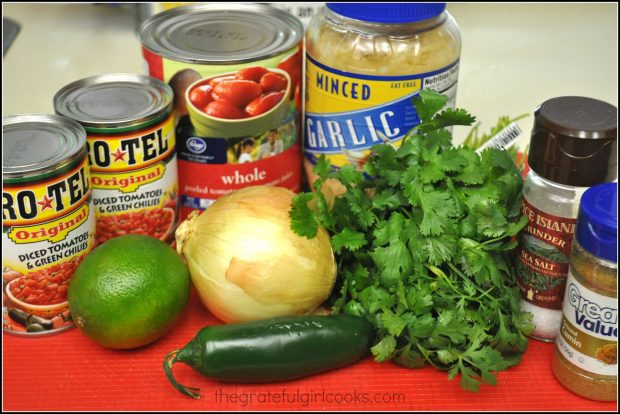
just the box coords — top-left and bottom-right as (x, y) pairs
(303, 2), (461, 184)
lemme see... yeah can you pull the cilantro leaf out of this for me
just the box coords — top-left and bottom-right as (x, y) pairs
(380, 309), (407, 336)
(417, 108), (476, 134)
(412, 89), (448, 122)
(332, 228), (367, 253)
(373, 212), (407, 246)
(288, 193), (318, 238)
(371, 241), (413, 288)
(370, 335), (397, 362)
(334, 164), (364, 187)
(419, 190), (459, 236)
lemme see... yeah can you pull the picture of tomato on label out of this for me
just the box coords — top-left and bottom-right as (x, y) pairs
(212, 80), (262, 108)
(189, 85), (213, 109)
(8, 256), (84, 306)
(95, 208), (175, 246)
(235, 66), (269, 83)
(260, 72), (288, 93)
(205, 101), (249, 120)
(188, 66), (289, 120)
(246, 91), (286, 117)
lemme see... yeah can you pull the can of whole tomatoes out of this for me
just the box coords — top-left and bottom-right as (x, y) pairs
(2, 114), (96, 336)
(140, 3), (303, 221)
(53, 73), (178, 246)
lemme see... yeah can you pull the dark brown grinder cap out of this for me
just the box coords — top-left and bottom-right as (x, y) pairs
(528, 96), (617, 186)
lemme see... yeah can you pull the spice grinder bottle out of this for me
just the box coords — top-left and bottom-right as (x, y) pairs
(552, 182), (617, 401)
(515, 96), (617, 342)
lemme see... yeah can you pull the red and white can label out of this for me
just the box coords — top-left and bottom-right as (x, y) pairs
(515, 197), (577, 309)
(176, 115), (301, 222)
(142, 44), (303, 221)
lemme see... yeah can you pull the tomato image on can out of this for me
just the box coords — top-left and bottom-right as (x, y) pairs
(139, 3), (303, 221)
(53, 73), (178, 246)
(2, 114), (96, 336)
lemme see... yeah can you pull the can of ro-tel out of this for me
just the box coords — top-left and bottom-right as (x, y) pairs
(140, 3), (303, 221)
(2, 114), (96, 336)
(54, 73), (178, 246)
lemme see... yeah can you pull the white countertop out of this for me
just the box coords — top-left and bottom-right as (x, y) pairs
(2, 2), (618, 149)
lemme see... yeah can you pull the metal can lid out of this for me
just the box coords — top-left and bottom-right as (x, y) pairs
(53, 73), (173, 132)
(528, 96), (617, 186)
(3, 114), (87, 180)
(139, 3), (303, 64)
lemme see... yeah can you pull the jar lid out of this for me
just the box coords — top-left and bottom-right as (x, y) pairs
(576, 182), (617, 263)
(326, 3), (446, 24)
(527, 96), (617, 186)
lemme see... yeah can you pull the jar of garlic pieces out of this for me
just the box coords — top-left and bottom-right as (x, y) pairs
(303, 3), (461, 186)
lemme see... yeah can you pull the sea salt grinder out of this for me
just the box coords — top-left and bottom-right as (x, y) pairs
(515, 96), (617, 342)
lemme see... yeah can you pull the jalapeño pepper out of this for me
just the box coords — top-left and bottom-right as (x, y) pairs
(164, 314), (374, 398)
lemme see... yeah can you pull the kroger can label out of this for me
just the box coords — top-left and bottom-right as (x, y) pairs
(2, 114), (96, 336)
(54, 74), (178, 246)
(140, 3), (303, 221)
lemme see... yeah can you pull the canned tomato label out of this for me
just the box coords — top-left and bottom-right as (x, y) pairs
(140, 3), (303, 221)
(54, 74), (178, 246)
(2, 114), (96, 336)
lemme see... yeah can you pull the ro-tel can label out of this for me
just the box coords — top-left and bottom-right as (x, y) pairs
(139, 3), (304, 221)
(2, 114), (96, 336)
(53, 74), (178, 246)
(304, 54), (459, 172)
(516, 197), (577, 309)
(556, 273), (617, 376)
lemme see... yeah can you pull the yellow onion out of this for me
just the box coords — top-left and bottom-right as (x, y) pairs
(175, 186), (336, 323)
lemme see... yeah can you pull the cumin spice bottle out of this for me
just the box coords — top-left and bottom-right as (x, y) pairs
(516, 96), (617, 342)
(552, 182), (617, 401)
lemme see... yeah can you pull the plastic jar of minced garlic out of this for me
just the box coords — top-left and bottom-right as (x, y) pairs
(304, 2), (461, 186)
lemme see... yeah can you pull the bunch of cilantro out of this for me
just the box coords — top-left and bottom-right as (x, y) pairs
(290, 90), (534, 392)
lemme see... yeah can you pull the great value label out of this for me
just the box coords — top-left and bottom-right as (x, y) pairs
(557, 274), (617, 376)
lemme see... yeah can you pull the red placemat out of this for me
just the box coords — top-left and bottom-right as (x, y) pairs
(3, 288), (617, 411)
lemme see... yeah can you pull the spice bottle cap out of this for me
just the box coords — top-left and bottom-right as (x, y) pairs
(326, 3), (446, 24)
(528, 96), (617, 186)
(576, 182), (617, 263)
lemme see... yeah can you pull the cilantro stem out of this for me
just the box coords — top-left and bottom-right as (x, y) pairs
(425, 264), (483, 306)
(415, 343), (444, 371)
(446, 262), (509, 313)
(480, 236), (510, 245)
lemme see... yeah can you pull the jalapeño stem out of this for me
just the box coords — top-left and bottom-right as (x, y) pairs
(163, 349), (201, 399)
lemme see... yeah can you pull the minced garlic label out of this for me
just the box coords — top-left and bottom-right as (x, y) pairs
(304, 55), (459, 169)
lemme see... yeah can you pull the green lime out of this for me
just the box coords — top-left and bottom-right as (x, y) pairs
(68, 235), (190, 349)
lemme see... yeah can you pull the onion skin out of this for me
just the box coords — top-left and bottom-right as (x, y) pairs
(176, 186), (337, 323)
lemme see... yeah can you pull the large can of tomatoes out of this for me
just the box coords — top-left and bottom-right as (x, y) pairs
(53, 73), (178, 246)
(140, 3), (303, 221)
(2, 114), (96, 336)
